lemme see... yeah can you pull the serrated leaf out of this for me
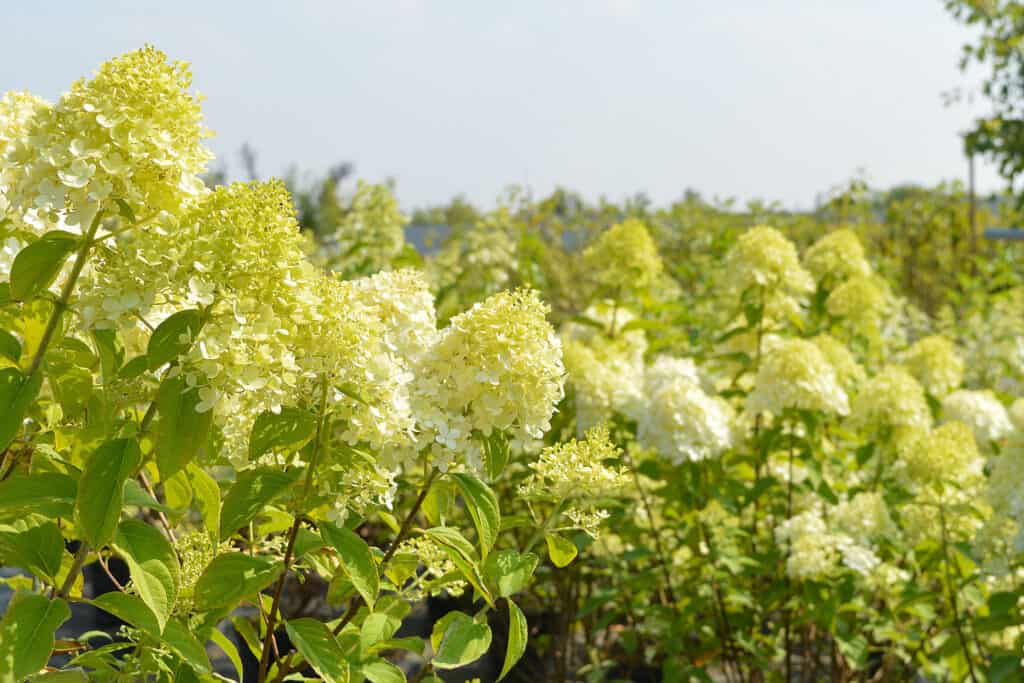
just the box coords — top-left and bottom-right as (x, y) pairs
(248, 407), (317, 460)
(321, 521), (379, 610)
(285, 618), (350, 683)
(113, 519), (180, 632)
(499, 600), (528, 681)
(219, 467), (299, 538)
(10, 231), (78, 302)
(0, 593), (71, 681)
(147, 309), (202, 369)
(360, 612), (402, 652)
(484, 550), (539, 598)
(163, 618), (210, 674)
(155, 375), (212, 479)
(192, 553), (281, 612)
(0, 472), (76, 522)
(450, 472), (500, 558)
(0, 520), (64, 582)
(76, 438), (141, 547)
(433, 611), (492, 670)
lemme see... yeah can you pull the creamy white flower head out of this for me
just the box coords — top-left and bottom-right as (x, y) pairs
(848, 366), (931, 437)
(747, 338), (849, 416)
(327, 181), (406, 277)
(582, 218), (664, 297)
(412, 288), (565, 469)
(723, 225), (814, 324)
(900, 335), (964, 398)
(637, 355), (733, 463)
(810, 334), (865, 392)
(826, 274), (889, 327)
(941, 389), (1012, 446)
(803, 228), (871, 284)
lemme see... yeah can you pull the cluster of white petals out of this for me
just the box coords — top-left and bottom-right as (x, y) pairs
(747, 338), (849, 416)
(941, 389), (1013, 446)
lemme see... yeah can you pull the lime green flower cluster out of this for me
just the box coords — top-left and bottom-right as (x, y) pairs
(810, 334), (866, 392)
(412, 288), (565, 469)
(941, 389), (1012, 446)
(848, 366), (931, 440)
(803, 228), (871, 284)
(2, 46), (211, 230)
(723, 225), (814, 319)
(894, 421), (989, 543)
(561, 302), (646, 431)
(825, 274), (889, 328)
(746, 338), (849, 416)
(328, 180), (406, 277)
(637, 355), (734, 463)
(430, 210), (519, 298)
(900, 335), (964, 397)
(582, 218), (664, 298)
(0, 92), (49, 222)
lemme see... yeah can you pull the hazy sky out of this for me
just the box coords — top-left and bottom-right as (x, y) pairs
(0, 1), (1000, 210)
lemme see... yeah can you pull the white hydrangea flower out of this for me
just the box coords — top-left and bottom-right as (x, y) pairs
(747, 338), (849, 416)
(941, 389), (1013, 446)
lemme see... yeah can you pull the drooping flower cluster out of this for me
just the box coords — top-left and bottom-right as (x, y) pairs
(941, 389), (1012, 447)
(637, 355), (734, 463)
(900, 335), (964, 397)
(803, 228), (871, 284)
(412, 288), (565, 469)
(746, 338), (849, 416)
(582, 218), (664, 298)
(2, 46), (211, 230)
(723, 225), (814, 318)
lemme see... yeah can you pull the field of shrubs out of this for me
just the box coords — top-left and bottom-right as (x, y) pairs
(1, 47), (1023, 682)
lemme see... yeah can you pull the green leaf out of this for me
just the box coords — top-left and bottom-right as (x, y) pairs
(163, 618), (210, 674)
(0, 472), (76, 522)
(0, 366), (42, 451)
(450, 472), (500, 558)
(27, 670), (90, 682)
(209, 627), (243, 683)
(155, 375), (213, 479)
(482, 430), (510, 480)
(432, 611), (492, 670)
(186, 464), (220, 544)
(360, 612), (402, 652)
(122, 479), (172, 513)
(192, 553), (281, 612)
(545, 533), (578, 568)
(112, 519), (180, 632)
(248, 406), (317, 460)
(162, 470), (192, 512)
(424, 527), (494, 607)
(76, 439), (141, 547)
(90, 592), (160, 637)
(0, 520), (64, 582)
(499, 600), (528, 681)
(0, 593), (71, 681)
(10, 231), (79, 302)
(0, 329), (20, 364)
(147, 309), (202, 369)
(361, 660), (404, 683)
(321, 521), (379, 610)
(484, 550), (539, 598)
(219, 467), (299, 538)
(284, 618), (350, 683)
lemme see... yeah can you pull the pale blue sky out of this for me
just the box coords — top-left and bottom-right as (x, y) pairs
(1, 1), (999, 209)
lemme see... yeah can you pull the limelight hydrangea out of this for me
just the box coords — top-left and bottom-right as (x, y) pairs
(810, 334), (866, 392)
(848, 366), (931, 438)
(803, 228), (872, 284)
(637, 355), (734, 463)
(561, 302), (647, 431)
(520, 425), (628, 502)
(746, 338), (849, 416)
(0, 91), (50, 220)
(723, 225), (814, 318)
(900, 335), (964, 397)
(825, 274), (888, 326)
(326, 181), (407, 277)
(412, 288), (565, 469)
(893, 421), (989, 543)
(582, 218), (664, 297)
(2, 46), (211, 229)
(941, 389), (1012, 446)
